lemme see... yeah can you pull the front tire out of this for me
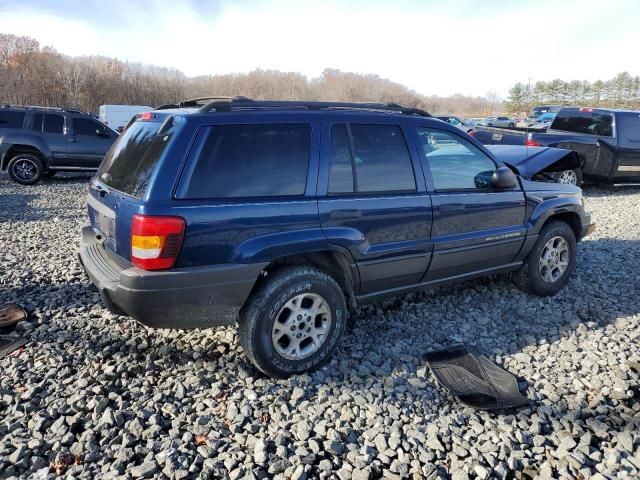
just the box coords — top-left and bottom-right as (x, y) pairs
(513, 221), (577, 296)
(238, 266), (347, 378)
(7, 154), (44, 185)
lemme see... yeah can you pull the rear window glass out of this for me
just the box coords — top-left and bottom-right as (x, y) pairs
(0, 110), (25, 129)
(328, 123), (416, 194)
(619, 114), (640, 143)
(185, 123), (310, 198)
(551, 110), (613, 137)
(97, 121), (171, 198)
(44, 114), (64, 134)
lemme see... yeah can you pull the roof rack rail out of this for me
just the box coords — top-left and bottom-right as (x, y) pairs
(0, 105), (93, 115)
(197, 98), (431, 117)
(156, 96), (252, 110)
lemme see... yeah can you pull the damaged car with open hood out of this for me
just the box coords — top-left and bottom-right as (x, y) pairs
(79, 99), (595, 377)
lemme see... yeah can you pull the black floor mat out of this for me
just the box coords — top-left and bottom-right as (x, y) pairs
(0, 336), (27, 359)
(423, 345), (530, 410)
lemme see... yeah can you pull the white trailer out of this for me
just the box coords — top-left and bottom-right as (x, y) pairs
(99, 105), (153, 131)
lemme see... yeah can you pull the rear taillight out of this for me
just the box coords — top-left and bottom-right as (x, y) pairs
(131, 214), (185, 270)
(525, 134), (542, 147)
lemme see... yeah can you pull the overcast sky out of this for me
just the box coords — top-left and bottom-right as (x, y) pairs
(1, 0), (638, 98)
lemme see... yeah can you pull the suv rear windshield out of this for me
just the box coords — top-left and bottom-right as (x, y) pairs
(0, 110), (25, 129)
(97, 120), (171, 197)
(551, 110), (614, 137)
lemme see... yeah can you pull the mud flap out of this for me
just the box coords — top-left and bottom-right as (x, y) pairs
(0, 336), (27, 359)
(423, 345), (530, 410)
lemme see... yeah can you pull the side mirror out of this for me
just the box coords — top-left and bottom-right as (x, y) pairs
(96, 128), (109, 137)
(491, 166), (518, 189)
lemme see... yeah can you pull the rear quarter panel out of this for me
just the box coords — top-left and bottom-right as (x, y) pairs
(153, 114), (333, 268)
(0, 131), (53, 169)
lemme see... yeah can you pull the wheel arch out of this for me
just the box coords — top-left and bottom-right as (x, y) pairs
(2, 144), (49, 170)
(540, 211), (582, 240)
(244, 248), (359, 311)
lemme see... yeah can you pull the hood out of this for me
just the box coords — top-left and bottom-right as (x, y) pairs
(486, 145), (580, 179)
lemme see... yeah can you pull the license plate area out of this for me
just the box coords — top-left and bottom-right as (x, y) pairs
(96, 211), (116, 240)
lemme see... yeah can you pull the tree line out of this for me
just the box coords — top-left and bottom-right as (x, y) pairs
(505, 73), (640, 115)
(0, 33), (497, 116)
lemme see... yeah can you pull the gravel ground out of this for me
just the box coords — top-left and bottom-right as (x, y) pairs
(0, 173), (638, 480)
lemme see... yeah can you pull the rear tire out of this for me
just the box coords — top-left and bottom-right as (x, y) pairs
(556, 168), (582, 186)
(508, 123), (515, 128)
(238, 266), (347, 378)
(7, 154), (44, 185)
(513, 221), (576, 296)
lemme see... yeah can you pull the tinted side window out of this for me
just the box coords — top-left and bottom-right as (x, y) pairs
(551, 110), (613, 137)
(0, 110), (25, 129)
(73, 118), (100, 136)
(44, 114), (64, 134)
(619, 114), (640, 143)
(416, 128), (497, 190)
(186, 124), (310, 198)
(31, 113), (43, 131)
(329, 124), (416, 194)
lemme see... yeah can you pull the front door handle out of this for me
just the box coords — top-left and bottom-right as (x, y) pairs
(330, 209), (362, 220)
(69, 137), (78, 143)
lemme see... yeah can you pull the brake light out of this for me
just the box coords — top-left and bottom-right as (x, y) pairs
(139, 111), (154, 121)
(578, 107), (593, 112)
(525, 134), (542, 147)
(468, 130), (475, 137)
(131, 215), (185, 270)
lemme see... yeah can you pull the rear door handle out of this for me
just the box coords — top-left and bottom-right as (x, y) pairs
(330, 209), (362, 220)
(440, 203), (465, 212)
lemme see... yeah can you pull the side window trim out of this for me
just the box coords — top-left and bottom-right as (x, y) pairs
(415, 126), (507, 193)
(327, 122), (418, 196)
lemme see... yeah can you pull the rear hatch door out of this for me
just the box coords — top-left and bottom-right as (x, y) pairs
(87, 115), (175, 260)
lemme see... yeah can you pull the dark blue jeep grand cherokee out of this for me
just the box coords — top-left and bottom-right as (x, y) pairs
(79, 98), (594, 377)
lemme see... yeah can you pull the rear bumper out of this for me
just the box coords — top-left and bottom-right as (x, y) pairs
(78, 226), (266, 329)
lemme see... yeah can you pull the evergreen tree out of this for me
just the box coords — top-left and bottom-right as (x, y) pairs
(505, 82), (527, 114)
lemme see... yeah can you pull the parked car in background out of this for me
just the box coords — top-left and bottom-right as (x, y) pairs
(435, 116), (474, 134)
(99, 104), (153, 132)
(530, 105), (563, 119)
(472, 107), (640, 185)
(0, 105), (118, 184)
(466, 117), (486, 127)
(78, 98), (594, 377)
(486, 116), (516, 128)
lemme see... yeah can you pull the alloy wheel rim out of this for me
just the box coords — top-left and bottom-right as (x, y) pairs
(558, 169), (577, 185)
(539, 235), (570, 283)
(271, 292), (332, 360)
(14, 159), (38, 181)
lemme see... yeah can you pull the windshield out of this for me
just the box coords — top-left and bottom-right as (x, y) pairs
(97, 120), (173, 198)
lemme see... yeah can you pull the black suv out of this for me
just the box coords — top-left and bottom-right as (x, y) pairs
(0, 105), (117, 184)
(79, 98), (594, 377)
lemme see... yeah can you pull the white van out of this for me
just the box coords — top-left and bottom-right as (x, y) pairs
(99, 105), (153, 132)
